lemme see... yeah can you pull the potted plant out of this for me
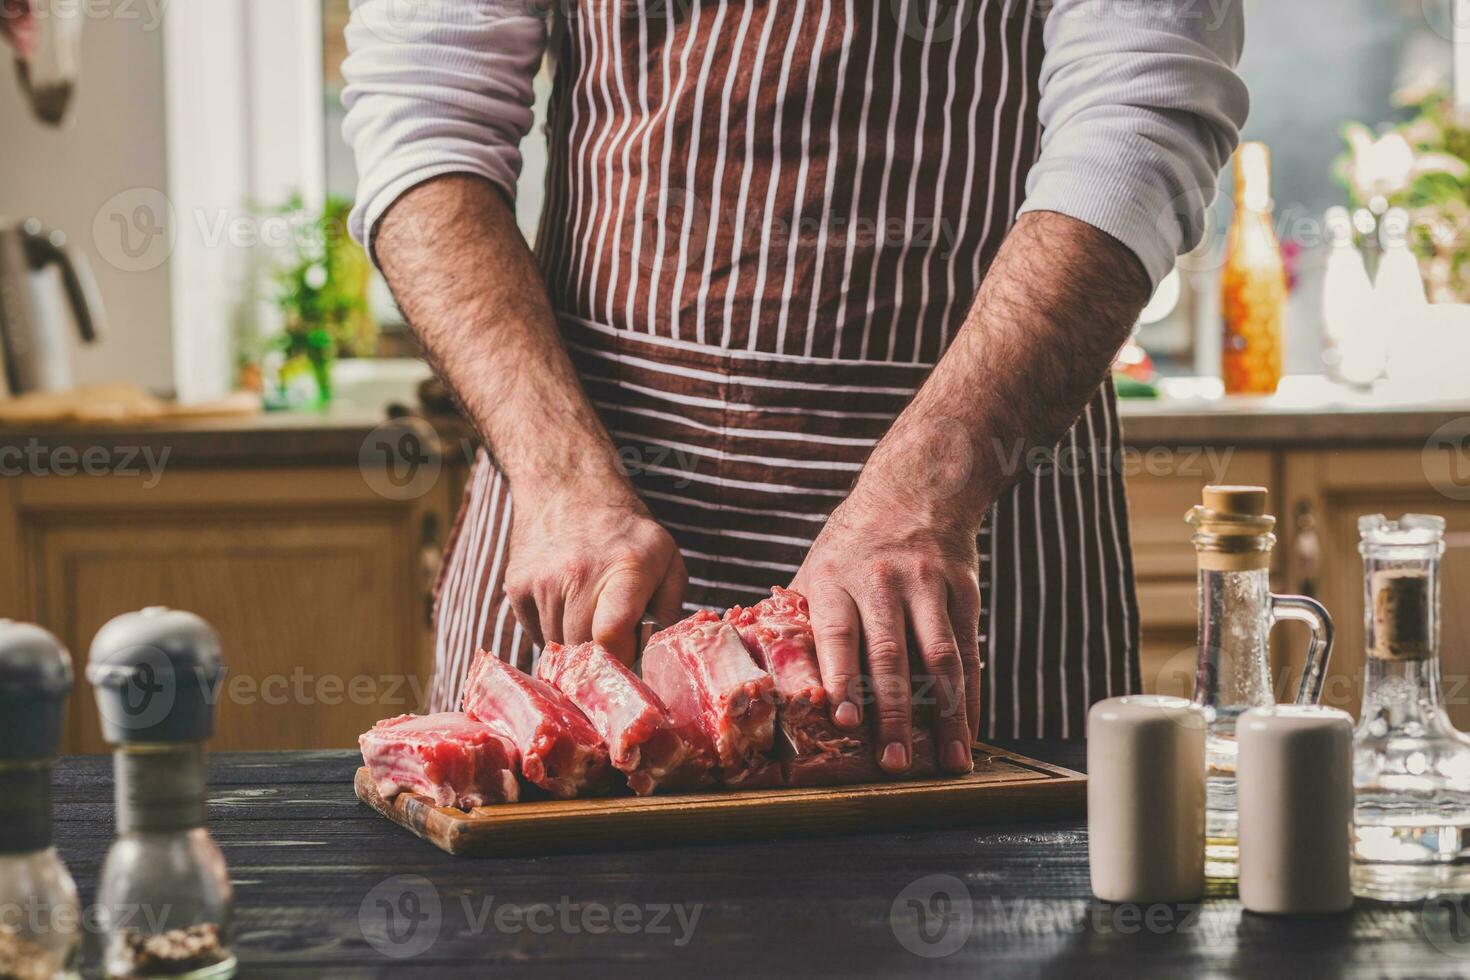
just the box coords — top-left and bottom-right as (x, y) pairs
(259, 195), (376, 408)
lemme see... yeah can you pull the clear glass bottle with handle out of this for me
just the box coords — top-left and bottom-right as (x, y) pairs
(0, 621), (81, 980)
(1352, 514), (1470, 901)
(88, 608), (236, 979)
(1186, 486), (1335, 881)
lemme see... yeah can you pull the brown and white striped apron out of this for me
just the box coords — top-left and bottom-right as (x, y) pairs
(430, 0), (1141, 738)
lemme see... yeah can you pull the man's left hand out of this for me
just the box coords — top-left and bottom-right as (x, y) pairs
(791, 448), (982, 777)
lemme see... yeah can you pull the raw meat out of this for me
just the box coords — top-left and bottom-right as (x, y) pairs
(534, 640), (697, 795)
(906, 708), (942, 780)
(641, 610), (780, 788)
(359, 712), (519, 809)
(728, 587), (945, 783)
(726, 588), (882, 786)
(461, 649), (613, 799)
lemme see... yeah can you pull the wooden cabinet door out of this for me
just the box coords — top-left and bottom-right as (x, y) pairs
(1125, 449), (1276, 698)
(0, 468), (453, 753)
(1282, 448), (1470, 729)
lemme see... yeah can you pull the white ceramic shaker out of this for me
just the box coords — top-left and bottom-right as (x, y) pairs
(1087, 695), (1207, 903)
(1236, 704), (1354, 914)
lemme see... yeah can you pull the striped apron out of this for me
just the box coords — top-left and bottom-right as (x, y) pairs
(429, 0), (1141, 738)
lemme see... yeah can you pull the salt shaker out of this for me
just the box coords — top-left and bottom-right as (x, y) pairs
(0, 621), (81, 979)
(1237, 705), (1354, 915)
(88, 608), (236, 979)
(1087, 695), (1206, 903)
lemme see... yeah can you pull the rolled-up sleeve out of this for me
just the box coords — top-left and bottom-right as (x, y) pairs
(1017, 0), (1250, 287)
(341, 0), (548, 250)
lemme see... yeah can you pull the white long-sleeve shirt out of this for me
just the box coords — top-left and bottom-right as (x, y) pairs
(342, 0), (1249, 288)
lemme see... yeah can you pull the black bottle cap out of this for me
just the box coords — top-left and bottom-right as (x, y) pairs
(87, 607), (226, 745)
(0, 620), (73, 761)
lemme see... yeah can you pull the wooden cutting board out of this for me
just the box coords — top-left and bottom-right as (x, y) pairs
(354, 742), (1085, 856)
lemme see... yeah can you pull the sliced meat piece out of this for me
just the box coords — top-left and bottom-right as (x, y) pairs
(641, 610), (779, 788)
(727, 588), (881, 787)
(728, 587), (948, 783)
(461, 649), (613, 799)
(907, 705), (941, 780)
(358, 712), (520, 809)
(534, 640), (694, 795)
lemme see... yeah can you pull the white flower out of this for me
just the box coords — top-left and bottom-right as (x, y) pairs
(1410, 152), (1470, 180)
(1346, 127), (1415, 201)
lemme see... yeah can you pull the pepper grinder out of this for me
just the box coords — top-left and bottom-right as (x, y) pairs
(0, 621), (81, 980)
(88, 608), (235, 979)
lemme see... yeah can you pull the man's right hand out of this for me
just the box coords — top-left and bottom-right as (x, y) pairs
(375, 176), (688, 664)
(504, 487), (687, 667)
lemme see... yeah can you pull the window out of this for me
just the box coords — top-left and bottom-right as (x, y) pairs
(320, 0), (553, 329)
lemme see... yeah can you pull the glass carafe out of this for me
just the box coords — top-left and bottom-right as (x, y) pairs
(1187, 486), (1334, 881)
(1352, 514), (1470, 901)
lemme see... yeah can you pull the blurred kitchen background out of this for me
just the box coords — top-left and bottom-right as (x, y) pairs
(4, 0), (1470, 752)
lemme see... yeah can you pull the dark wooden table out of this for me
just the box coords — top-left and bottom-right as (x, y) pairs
(52, 741), (1470, 978)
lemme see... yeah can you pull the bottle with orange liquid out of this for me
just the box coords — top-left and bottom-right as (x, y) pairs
(1221, 142), (1286, 395)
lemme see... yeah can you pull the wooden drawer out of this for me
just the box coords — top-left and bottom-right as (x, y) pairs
(1125, 448), (1276, 579)
(0, 467), (456, 753)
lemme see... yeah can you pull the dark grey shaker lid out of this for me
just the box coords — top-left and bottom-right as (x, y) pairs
(87, 607), (226, 744)
(0, 620), (73, 760)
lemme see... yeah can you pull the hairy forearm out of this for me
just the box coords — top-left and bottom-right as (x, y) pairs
(856, 211), (1151, 530)
(375, 175), (637, 507)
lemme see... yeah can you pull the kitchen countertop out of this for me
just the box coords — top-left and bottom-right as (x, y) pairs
(51, 744), (1467, 977)
(1117, 376), (1470, 447)
(5, 376), (1469, 468)
(0, 406), (480, 469)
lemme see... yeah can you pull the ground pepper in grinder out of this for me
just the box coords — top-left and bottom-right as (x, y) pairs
(87, 608), (235, 979)
(0, 621), (81, 980)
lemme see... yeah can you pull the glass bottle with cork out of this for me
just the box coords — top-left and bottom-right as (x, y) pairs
(1353, 514), (1470, 901)
(0, 621), (81, 980)
(87, 607), (236, 979)
(1221, 141), (1287, 395)
(1186, 486), (1334, 881)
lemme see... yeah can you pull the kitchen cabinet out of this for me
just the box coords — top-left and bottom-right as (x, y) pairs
(0, 461), (460, 754)
(1279, 448), (1470, 729)
(1130, 445), (1470, 730)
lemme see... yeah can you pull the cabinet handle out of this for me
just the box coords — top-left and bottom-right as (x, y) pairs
(1293, 499), (1321, 598)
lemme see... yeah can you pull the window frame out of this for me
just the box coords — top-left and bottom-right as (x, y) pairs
(163, 0), (326, 401)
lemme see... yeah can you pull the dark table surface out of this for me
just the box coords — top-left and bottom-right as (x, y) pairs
(50, 740), (1470, 978)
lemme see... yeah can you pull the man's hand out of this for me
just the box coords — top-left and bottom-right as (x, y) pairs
(800, 211), (1152, 774)
(505, 487), (686, 664)
(793, 472), (982, 776)
(376, 176), (687, 663)
(1, 0), (35, 59)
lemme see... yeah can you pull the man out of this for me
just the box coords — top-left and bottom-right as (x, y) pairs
(342, 0), (1247, 769)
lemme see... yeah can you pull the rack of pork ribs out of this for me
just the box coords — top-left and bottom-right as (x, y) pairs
(359, 588), (951, 806)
